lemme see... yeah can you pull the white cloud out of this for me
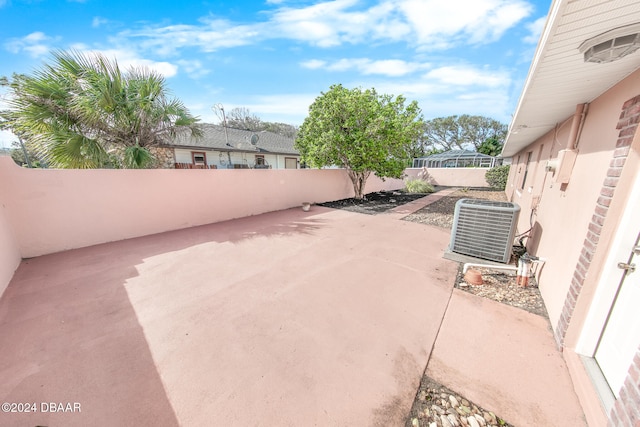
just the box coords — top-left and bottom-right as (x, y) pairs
(354, 62), (514, 122)
(302, 57), (428, 76)
(270, 0), (532, 49)
(399, 0), (533, 48)
(425, 65), (509, 88)
(362, 59), (426, 76)
(270, 0), (371, 47)
(113, 0), (533, 55)
(371, 78), (512, 122)
(238, 93), (319, 124)
(79, 48), (179, 77)
(176, 59), (211, 79)
(300, 59), (327, 69)
(92, 17), (110, 28)
(524, 16), (546, 44)
(126, 58), (178, 77)
(23, 32), (48, 42)
(423, 91), (511, 121)
(327, 58), (368, 71)
(123, 18), (259, 56)
(4, 31), (57, 58)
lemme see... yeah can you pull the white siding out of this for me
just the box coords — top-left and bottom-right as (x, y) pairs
(175, 149), (194, 164)
(173, 148), (298, 169)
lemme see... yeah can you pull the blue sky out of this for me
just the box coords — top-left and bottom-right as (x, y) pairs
(0, 0), (550, 148)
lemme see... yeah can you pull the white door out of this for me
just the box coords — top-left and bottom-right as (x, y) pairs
(594, 226), (640, 396)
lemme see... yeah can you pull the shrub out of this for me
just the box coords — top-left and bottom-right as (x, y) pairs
(485, 165), (510, 190)
(405, 177), (435, 194)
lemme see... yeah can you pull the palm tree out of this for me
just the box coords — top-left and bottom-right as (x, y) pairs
(478, 136), (503, 157)
(0, 50), (200, 168)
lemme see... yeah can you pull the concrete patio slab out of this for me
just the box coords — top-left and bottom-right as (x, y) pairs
(0, 206), (457, 427)
(427, 289), (586, 426)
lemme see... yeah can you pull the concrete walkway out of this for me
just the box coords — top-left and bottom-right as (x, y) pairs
(0, 194), (585, 426)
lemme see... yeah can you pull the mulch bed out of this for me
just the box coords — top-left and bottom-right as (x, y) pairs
(317, 190), (435, 215)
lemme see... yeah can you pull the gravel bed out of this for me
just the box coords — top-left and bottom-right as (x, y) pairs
(406, 377), (513, 427)
(455, 266), (547, 317)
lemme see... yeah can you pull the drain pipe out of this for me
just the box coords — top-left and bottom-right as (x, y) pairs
(567, 103), (589, 150)
(462, 263), (517, 274)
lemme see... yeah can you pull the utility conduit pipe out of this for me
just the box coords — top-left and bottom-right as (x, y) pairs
(463, 257), (547, 286)
(567, 103), (589, 150)
(463, 259), (547, 274)
(463, 263), (518, 274)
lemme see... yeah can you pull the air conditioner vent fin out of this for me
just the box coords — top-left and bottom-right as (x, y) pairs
(449, 199), (521, 263)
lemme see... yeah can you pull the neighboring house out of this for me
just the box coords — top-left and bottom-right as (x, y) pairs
(503, 1), (640, 425)
(162, 123), (300, 169)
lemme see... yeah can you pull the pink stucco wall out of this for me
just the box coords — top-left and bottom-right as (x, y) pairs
(0, 195), (20, 296)
(0, 158), (405, 263)
(506, 69), (640, 333)
(405, 167), (491, 188)
(0, 157), (494, 293)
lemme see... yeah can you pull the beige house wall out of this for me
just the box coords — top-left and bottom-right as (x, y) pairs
(505, 68), (640, 426)
(506, 69), (640, 329)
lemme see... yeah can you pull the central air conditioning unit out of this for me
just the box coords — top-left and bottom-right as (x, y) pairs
(449, 199), (521, 264)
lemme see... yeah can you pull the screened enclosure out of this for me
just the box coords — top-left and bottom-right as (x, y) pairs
(413, 150), (503, 168)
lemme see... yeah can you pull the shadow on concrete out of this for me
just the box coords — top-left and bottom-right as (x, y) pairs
(0, 243), (181, 426)
(0, 207), (327, 426)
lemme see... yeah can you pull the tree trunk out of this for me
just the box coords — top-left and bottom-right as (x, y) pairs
(348, 169), (371, 199)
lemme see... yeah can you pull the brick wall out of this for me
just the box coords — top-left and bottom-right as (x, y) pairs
(609, 350), (640, 426)
(555, 95), (640, 347)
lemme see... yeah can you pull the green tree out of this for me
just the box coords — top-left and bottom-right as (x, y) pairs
(485, 165), (510, 190)
(295, 84), (424, 199)
(478, 135), (503, 156)
(423, 115), (507, 152)
(0, 50), (200, 169)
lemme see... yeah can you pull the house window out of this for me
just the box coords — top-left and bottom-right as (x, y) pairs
(285, 157), (297, 169)
(192, 152), (207, 166)
(255, 155), (265, 166)
(521, 151), (532, 190)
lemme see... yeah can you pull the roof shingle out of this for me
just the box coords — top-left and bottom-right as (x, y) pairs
(165, 123), (299, 155)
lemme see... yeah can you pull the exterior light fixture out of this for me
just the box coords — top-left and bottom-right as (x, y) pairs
(579, 23), (640, 64)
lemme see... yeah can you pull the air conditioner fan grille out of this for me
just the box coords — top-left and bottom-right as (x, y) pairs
(449, 199), (521, 263)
